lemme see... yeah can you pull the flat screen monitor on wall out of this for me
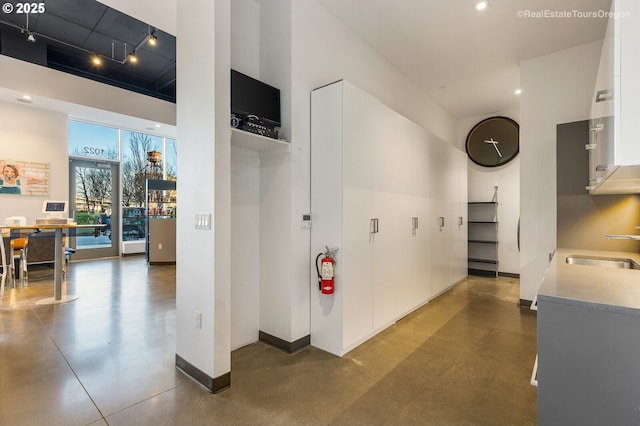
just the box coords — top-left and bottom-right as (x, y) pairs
(231, 69), (281, 127)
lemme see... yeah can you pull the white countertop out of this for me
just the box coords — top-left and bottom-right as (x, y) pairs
(538, 248), (640, 316)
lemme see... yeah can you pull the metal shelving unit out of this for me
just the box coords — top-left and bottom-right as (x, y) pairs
(468, 193), (499, 277)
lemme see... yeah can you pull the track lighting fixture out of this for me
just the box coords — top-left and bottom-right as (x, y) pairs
(4, 15), (155, 65)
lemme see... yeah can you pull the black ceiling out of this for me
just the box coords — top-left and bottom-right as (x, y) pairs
(0, 0), (176, 103)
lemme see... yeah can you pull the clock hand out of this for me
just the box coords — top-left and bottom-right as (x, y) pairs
(484, 138), (503, 158)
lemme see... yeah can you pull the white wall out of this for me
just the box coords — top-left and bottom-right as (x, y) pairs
(520, 40), (602, 302)
(231, 0), (260, 79)
(0, 102), (68, 222)
(230, 147), (260, 349)
(457, 109), (520, 275)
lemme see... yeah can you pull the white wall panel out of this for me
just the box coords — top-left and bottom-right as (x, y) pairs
(231, 147), (260, 350)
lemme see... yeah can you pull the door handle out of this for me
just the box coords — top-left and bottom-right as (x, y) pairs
(439, 217), (445, 229)
(370, 218), (379, 234)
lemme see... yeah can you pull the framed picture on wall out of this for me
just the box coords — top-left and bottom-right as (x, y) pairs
(0, 159), (49, 196)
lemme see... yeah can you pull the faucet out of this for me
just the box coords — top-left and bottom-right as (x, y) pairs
(605, 234), (640, 240)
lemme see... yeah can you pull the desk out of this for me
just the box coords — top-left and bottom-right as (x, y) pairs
(0, 224), (103, 305)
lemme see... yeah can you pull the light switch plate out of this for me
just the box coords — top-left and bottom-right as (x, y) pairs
(195, 213), (211, 230)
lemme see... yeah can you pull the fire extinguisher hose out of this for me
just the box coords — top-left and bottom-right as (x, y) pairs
(315, 252), (323, 291)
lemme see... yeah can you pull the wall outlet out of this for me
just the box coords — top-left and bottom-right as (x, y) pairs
(195, 311), (202, 329)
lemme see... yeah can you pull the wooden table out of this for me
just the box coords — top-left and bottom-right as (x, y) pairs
(1, 223), (104, 305)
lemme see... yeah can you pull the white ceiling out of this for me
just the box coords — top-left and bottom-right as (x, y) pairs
(318, 0), (611, 117)
(1, 0), (611, 129)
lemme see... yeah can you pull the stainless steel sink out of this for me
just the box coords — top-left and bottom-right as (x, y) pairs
(565, 255), (640, 269)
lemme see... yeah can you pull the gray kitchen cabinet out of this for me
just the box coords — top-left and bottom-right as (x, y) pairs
(538, 298), (640, 425)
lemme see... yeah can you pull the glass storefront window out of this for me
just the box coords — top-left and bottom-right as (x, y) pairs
(121, 131), (164, 208)
(166, 138), (177, 180)
(68, 120), (176, 247)
(68, 120), (119, 160)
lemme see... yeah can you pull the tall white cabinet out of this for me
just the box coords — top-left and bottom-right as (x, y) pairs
(310, 80), (467, 356)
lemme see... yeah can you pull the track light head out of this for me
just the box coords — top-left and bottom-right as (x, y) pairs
(128, 51), (138, 63)
(26, 32), (36, 43)
(92, 55), (102, 65)
(148, 35), (157, 46)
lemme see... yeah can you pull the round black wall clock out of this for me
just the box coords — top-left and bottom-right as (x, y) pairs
(465, 116), (519, 167)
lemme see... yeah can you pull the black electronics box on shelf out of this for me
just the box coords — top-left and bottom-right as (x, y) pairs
(231, 69), (281, 140)
(231, 113), (279, 139)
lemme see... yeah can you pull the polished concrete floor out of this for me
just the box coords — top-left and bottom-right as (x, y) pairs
(0, 256), (537, 425)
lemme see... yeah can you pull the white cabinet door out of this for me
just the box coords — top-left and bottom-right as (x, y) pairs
(444, 146), (460, 286)
(342, 187), (374, 351)
(402, 195), (430, 311)
(391, 114), (430, 317)
(616, 0), (640, 165)
(427, 136), (449, 298)
(371, 192), (403, 331)
(452, 149), (468, 284)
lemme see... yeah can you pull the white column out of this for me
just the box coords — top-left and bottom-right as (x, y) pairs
(175, 0), (231, 392)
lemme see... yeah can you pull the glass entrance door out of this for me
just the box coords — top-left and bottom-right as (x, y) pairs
(69, 159), (120, 260)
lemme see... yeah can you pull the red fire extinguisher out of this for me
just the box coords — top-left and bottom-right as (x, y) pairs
(315, 247), (337, 295)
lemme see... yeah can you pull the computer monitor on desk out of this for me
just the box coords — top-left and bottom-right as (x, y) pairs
(36, 200), (69, 225)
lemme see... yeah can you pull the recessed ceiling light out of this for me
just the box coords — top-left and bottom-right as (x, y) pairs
(155, 124), (161, 128)
(515, 88), (522, 95)
(92, 55), (102, 65)
(476, 1), (488, 11)
(18, 95), (33, 104)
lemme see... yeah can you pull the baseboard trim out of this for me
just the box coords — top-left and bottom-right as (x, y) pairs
(498, 272), (520, 278)
(175, 354), (230, 393)
(519, 299), (534, 308)
(259, 331), (310, 353)
(468, 268), (498, 278)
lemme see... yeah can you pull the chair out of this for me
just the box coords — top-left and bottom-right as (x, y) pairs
(21, 232), (65, 282)
(1, 234), (8, 298)
(0, 234), (25, 289)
